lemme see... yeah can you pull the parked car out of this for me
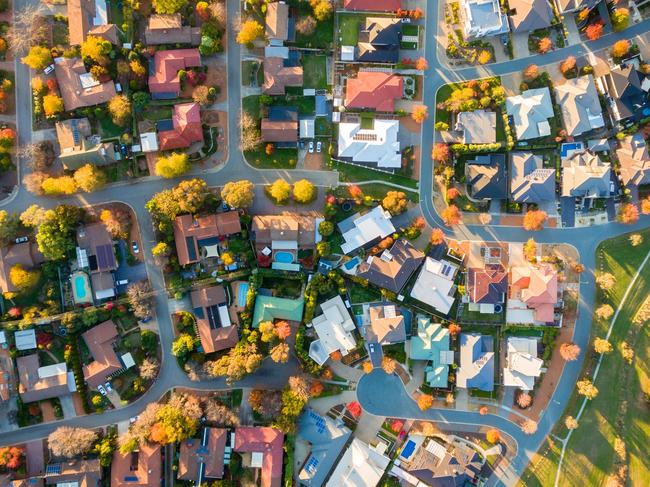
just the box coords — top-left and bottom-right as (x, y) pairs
(98, 385), (107, 396)
(120, 144), (128, 156)
(369, 343), (375, 353)
(43, 64), (55, 75)
(14, 236), (29, 244)
(104, 382), (113, 393)
(132, 241), (139, 254)
(308, 141), (314, 153)
(117, 279), (129, 286)
(316, 141), (322, 153)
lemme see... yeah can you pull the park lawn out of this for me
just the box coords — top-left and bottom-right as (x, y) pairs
(517, 438), (562, 487)
(302, 55), (328, 89)
(339, 14), (364, 45)
(245, 148), (297, 169)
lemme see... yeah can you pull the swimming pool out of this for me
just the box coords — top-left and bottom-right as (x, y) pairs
(274, 251), (295, 264)
(343, 256), (360, 270)
(74, 275), (87, 299)
(238, 282), (249, 308)
(71, 271), (92, 305)
(401, 440), (416, 460)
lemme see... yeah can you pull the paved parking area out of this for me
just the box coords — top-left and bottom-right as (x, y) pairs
(560, 196), (576, 228)
(511, 32), (529, 59)
(114, 240), (148, 292)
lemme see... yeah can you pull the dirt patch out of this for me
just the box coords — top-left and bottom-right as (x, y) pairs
(203, 60), (227, 104)
(304, 152), (324, 170)
(40, 401), (57, 422)
(145, 152), (158, 176)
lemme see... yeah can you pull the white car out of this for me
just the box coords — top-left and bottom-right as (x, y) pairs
(43, 64), (55, 75)
(316, 141), (322, 153)
(369, 343), (375, 353)
(308, 141), (314, 153)
(97, 385), (107, 396)
(104, 382), (113, 393)
(132, 241), (140, 254)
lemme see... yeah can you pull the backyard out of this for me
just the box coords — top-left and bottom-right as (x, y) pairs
(339, 14), (364, 45)
(302, 55), (328, 89)
(293, 3), (334, 48)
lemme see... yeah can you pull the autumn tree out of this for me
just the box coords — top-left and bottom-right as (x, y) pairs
(382, 191), (408, 215)
(73, 164), (106, 192)
(611, 8), (630, 32)
(0, 447), (23, 470)
(362, 361), (374, 374)
(309, 0), (333, 21)
(270, 342), (290, 363)
(293, 179), (316, 203)
(417, 394), (433, 410)
(127, 281), (154, 319)
(523, 238), (537, 262)
(611, 40), (631, 59)
(479, 406), (488, 415)
(221, 180), (254, 208)
(237, 20), (264, 45)
(202, 398), (240, 426)
(150, 401), (199, 445)
(477, 50), (492, 64)
(22, 45), (52, 70)
(523, 210), (547, 231)
(275, 321), (291, 340)
(585, 23), (604, 41)
(572, 263), (585, 274)
(560, 56), (577, 76)
(618, 203), (639, 224)
(108, 95), (132, 126)
(621, 341), (634, 364)
(0, 210), (20, 246)
(240, 112), (262, 151)
(80, 35), (112, 66)
(596, 272), (616, 291)
(172, 333), (197, 357)
(593, 337), (613, 354)
(295, 16), (317, 35)
(155, 152), (191, 178)
(595, 304), (614, 320)
(629, 233), (643, 246)
(207, 342), (264, 383)
(411, 105), (428, 123)
(100, 209), (130, 239)
(538, 38), (552, 54)
(9, 264), (40, 292)
(565, 416), (578, 430)
(441, 205), (461, 226)
(432, 143), (450, 163)
(486, 429), (501, 443)
(521, 420), (538, 435)
(43, 94), (64, 118)
(48, 427), (97, 458)
(523, 64), (539, 81)
(318, 220), (334, 237)
(517, 392), (532, 408)
(642, 197), (650, 214)
(153, 0), (187, 14)
(479, 212), (492, 225)
(192, 85), (210, 105)
(576, 379), (598, 399)
(382, 357), (397, 374)
(139, 358), (159, 381)
(415, 57), (428, 70)
(430, 228), (445, 245)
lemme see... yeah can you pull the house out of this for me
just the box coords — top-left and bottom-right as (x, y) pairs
(561, 150), (612, 198)
(338, 206), (396, 254)
(343, 0), (400, 11)
(455, 110), (497, 143)
(507, 263), (558, 324)
(252, 295), (305, 328)
(0, 242), (44, 295)
(344, 72), (403, 112)
(325, 438), (390, 487)
(337, 119), (401, 169)
(76, 223), (117, 301)
(82, 320), (123, 389)
(148, 49), (201, 99)
(367, 304), (406, 345)
(190, 285), (238, 354)
(263, 57), (303, 95)
(410, 257), (458, 315)
(111, 443), (162, 487)
(510, 152), (556, 203)
(43, 459), (102, 486)
(54, 57), (117, 111)
(466, 242), (508, 313)
(297, 409), (352, 487)
(178, 427), (228, 484)
(308, 296), (357, 366)
(157, 102), (204, 151)
(67, 0), (118, 46)
(25, 440), (45, 478)
(145, 14), (201, 45)
(251, 213), (320, 270)
(616, 133), (650, 187)
(15, 329), (37, 351)
(505, 87), (554, 140)
(355, 17), (402, 64)
(234, 427), (284, 487)
(16, 354), (70, 403)
(172, 212), (242, 267)
(356, 239), (424, 294)
(556, 0), (601, 14)
(503, 337), (543, 390)
(409, 316), (454, 387)
(554, 75), (604, 136)
(55, 118), (117, 170)
(266, 2), (289, 42)
(603, 64), (649, 122)
(261, 107), (299, 144)
(87, 24), (121, 45)
(460, 0), (509, 38)
(457, 333), (494, 391)
(465, 153), (508, 200)
(508, 0), (554, 32)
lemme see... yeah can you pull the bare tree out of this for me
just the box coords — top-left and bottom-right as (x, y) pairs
(126, 281), (154, 320)
(48, 427), (97, 458)
(240, 112), (262, 152)
(6, 5), (49, 52)
(139, 358), (159, 380)
(202, 398), (240, 427)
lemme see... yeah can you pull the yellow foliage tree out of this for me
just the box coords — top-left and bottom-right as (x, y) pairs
(221, 180), (255, 208)
(237, 20), (264, 45)
(155, 153), (191, 178)
(477, 50), (492, 64)
(42, 94), (64, 118)
(417, 394), (433, 411)
(9, 264), (40, 292)
(22, 46), (52, 70)
(108, 95), (132, 127)
(80, 36), (112, 66)
(593, 337), (613, 354)
(411, 105), (428, 123)
(611, 40), (631, 59)
(73, 164), (106, 193)
(293, 179), (316, 203)
(268, 179), (291, 204)
(41, 176), (77, 195)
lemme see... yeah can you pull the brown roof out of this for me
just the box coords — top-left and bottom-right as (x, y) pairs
(43, 459), (101, 486)
(356, 238), (425, 293)
(262, 57), (303, 95)
(173, 212), (242, 266)
(82, 320), (122, 389)
(145, 14), (201, 45)
(234, 427), (284, 487)
(111, 443), (161, 487)
(25, 440), (45, 477)
(265, 2), (289, 41)
(178, 428), (228, 482)
(76, 222), (117, 272)
(368, 305), (406, 344)
(0, 242), (44, 294)
(251, 214), (316, 248)
(17, 354), (69, 404)
(88, 24), (121, 45)
(190, 286), (238, 354)
(56, 118), (92, 152)
(11, 479), (44, 487)
(261, 119), (298, 142)
(54, 58), (117, 111)
(67, 0), (94, 45)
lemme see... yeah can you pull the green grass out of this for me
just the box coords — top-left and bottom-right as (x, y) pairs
(459, 306), (504, 324)
(329, 160), (419, 189)
(270, 95), (315, 115)
(339, 14), (364, 45)
(348, 284), (382, 304)
(360, 113), (374, 129)
(302, 55), (328, 89)
(97, 116), (125, 138)
(294, 6), (334, 48)
(243, 95), (261, 120)
(245, 148), (297, 169)
(334, 183), (419, 202)
(518, 439), (563, 487)
(241, 60), (261, 87)
(402, 24), (419, 36)
(142, 107), (173, 121)
(315, 117), (333, 137)
(435, 83), (458, 125)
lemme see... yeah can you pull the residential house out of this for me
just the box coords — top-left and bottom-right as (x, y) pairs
(148, 49), (201, 99)
(172, 212), (242, 267)
(54, 57), (117, 111)
(503, 337), (543, 390)
(157, 102), (204, 151)
(465, 153), (508, 200)
(43, 459), (102, 486)
(111, 443), (162, 487)
(344, 71), (403, 112)
(190, 285), (238, 354)
(252, 295), (305, 328)
(505, 87), (554, 140)
(342, 0), (400, 10)
(409, 316), (454, 388)
(466, 242), (508, 313)
(616, 133), (650, 187)
(55, 118), (117, 170)
(508, 0), (554, 32)
(87, 24), (121, 45)
(15, 329), (37, 351)
(265, 2), (290, 43)
(338, 206), (396, 254)
(145, 14), (201, 45)
(510, 152), (556, 203)
(561, 150), (612, 198)
(16, 354), (70, 403)
(457, 333), (495, 391)
(410, 257), (459, 315)
(76, 223), (118, 301)
(234, 427), (284, 487)
(82, 320), (123, 389)
(556, 0), (601, 14)
(67, 0), (118, 46)
(507, 263), (559, 324)
(297, 409), (352, 487)
(261, 107), (299, 144)
(325, 438), (390, 487)
(308, 296), (357, 366)
(602, 64), (650, 122)
(460, 0), (509, 38)
(25, 440), (45, 478)
(554, 75), (604, 136)
(350, 17), (401, 64)
(178, 427), (228, 484)
(455, 110), (497, 143)
(0, 242), (44, 295)
(337, 119), (401, 169)
(367, 304), (406, 345)
(356, 239), (424, 294)
(263, 57), (303, 95)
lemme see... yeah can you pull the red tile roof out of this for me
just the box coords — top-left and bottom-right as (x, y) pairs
(148, 49), (201, 96)
(261, 119), (298, 142)
(111, 443), (162, 487)
(510, 264), (558, 323)
(234, 427), (284, 487)
(158, 102), (204, 150)
(262, 57), (303, 95)
(82, 320), (122, 389)
(343, 0), (400, 11)
(345, 72), (404, 112)
(177, 428), (228, 482)
(173, 212), (242, 266)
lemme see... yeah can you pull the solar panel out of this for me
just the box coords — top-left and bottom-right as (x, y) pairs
(71, 120), (80, 145)
(46, 464), (62, 475)
(124, 476), (139, 482)
(96, 244), (116, 270)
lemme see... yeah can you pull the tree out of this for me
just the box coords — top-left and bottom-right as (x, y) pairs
(221, 180), (254, 208)
(411, 105), (428, 123)
(585, 23), (604, 41)
(24, 173), (47, 196)
(477, 50), (492, 64)
(270, 342), (290, 363)
(221, 251), (235, 266)
(523, 65), (538, 81)
(572, 263), (585, 274)
(318, 221), (334, 238)
(595, 304), (614, 320)
(362, 361), (374, 374)
(42, 94), (64, 118)
(48, 427), (97, 458)
(192, 85), (211, 105)
(0, 210), (20, 246)
(538, 37), (553, 53)
(139, 358), (159, 380)
(523, 238), (537, 262)
(523, 210), (547, 231)
(430, 228), (445, 245)
(293, 179), (316, 203)
(310, 0), (333, 21)
(155, 152), (191, 178)
(73, 164), (106, 193)
(618, 203), (639, 224)
(479, 406), (489, 415)
(9, 264), (40, 292)
(237, 20), (264, 45)
(415, 57), (428, 70)
(20, 205), (47, 228)
(417, 394), (433, 410)
(621, 341), (634, 364)
(316, 241), (330, 256)
(41, 176), (77, 195)
(296, 16), (317, 35)
(173, 179), (210, 214)
(432, 143), (450, 163)
(6, 4), (49, 52)
(240, 112), (262, 151)
(207, 342), (264, 383)
(268, 178), (291, 204)
(153, 0), (187, 14)
(593, 337), (613, 354)
(93, 433), (116, 467)
(100, 209), (130, 239)
(108, 95), (132, 127)
(382, 357), (397, 374)
(172, 333), (196, 357)
(151, 403), (199, 444)
(202, 398), (240, 426)
(517, 392), (532, 408)
(560, 56), (577, 75)
(441, 205), (462, 226)
(259, 321), (277, 343)
(382, 191), (408, 215)
(0, 446), (23, 470)
(596, 272), (616, 291)
(565, 416), (579, 430)
(249, 389), (282, 418)
(560, 342), (580, 361)
(576, 379), (599, 399)
(127, 281), (154, 319)
(521, 420), (538, 435)
(642, 197), (650, 214)
(80, 35), (112, 65)
(36, 205), (82, 261)
(22, 45), (52, 70)
(611, 8), (630, 32)
(629, 234), (643, 247)
(611, 40), (631, 59)
(479, 212), (492, 225)
(486, 429), (501, 444)
(448, 323), (461, 337)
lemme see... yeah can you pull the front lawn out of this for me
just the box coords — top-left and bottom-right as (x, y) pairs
(339, 14), (364, 45)
(302, 55), (328, 89)
(241, 60), (262, 87)
(242, 95), (261, 120)
(334, 184), (419, 202)
(328, 159), (419, 189)
(245, 147), (297, 169)
(97, 116), (126, 139)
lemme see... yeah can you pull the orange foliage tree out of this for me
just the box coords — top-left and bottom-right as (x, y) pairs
(441, 205), (462, 226)
(611, 40), (631, 58)
(538, 37), (553, 53)
(486, 429), (501, 443)
(411, 105), (428, 123)
(446, 187), (460, 201)
(523, 64), (539, 81)
(417, 394), (433, 410)
(432, 143), (450, 163)
(430, 228), (445, 245)
(415, 57), (428, 70)
(618, 203), (639, 224)
(585, 23), (604, 41)
(523, 210), (548, 231)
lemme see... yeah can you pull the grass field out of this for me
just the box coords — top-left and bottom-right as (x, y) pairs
(302, 55), (328, 89)
(329, 160), (418, 189)
(339, 14), (364, 45)
(334, 183), (419, 202)
(245, 148), (298, 169)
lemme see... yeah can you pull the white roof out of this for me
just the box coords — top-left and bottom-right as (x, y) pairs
(95, 288), (115, 300)
(463, 0), (509, 38)
(410, 257), (458, 315)
(340, 206), (395, 254)
(265, 45), (289, 58)
(505, 88), (554, 141)
(0, 331), (6, 344)
(300, 118), (315, 139)
(15, 329), (37, 350)
(93, 0), (108, 25)
(251, 451), (264, 468)
(326, 438), (390, 487)
(310, 296), (357, 365)
(140, 132), (159, 152)
(337, 119), (401, 168)
(218, 305), (231, 327)
(38, 363), (67, 379)
(503, 337), (543, 390)
(341, 45), (355, 61)
(121, 352), (135, 369)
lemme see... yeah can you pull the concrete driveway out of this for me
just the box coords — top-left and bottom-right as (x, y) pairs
(511, 32), (530, 59)
(59, 394), (77, 420)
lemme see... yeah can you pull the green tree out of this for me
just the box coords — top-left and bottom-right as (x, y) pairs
(80, 35), (112, 65)
(221, 180), (255, 208)
(73, 164), (106, 192)
(309, 0), (333, 21)
(316, 241), (330, 256)
(172, 333), (196, 357)
(146, 189), (182, 223)
(9, 264), (40, 292)
(93, 433), (116, 467)
(36, 205), (83, 261)
(108, 95), (132, 127)
(268, 178), (291, 204)
(153, 0), (187, 14)
(382, 191), (408, 215)
(0, 210), (20, 246)
(22, 45), (52, 70)
(318, 220), (334, 237)
(132, 92), (150, 110)
(293, 179), (316, 203)
(155, 152), (191, 178)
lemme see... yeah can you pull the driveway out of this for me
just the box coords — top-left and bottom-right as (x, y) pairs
(114, 240), (148, 292)
(511, 32), (530, 59)
(367, 342), (383, 367)
(59, 394), (77, 420)
(560, 196), (576, 228)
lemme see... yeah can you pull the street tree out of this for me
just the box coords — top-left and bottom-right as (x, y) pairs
(618, 203), (639, 224)
(155, 152), (191, 178)
(19, 205), (47, 228)
(432, 143), (450, 163)
(74, 164), (106, 193)
(523, 210), (547, 231)
(22, 45), (52, 70)
(268, 178), (291, 204)
(221, 180), (255, 208)
(565, 416), (579, 430)
(48, 427), (97, 458)
(127, 281), (154, 319)
(411, 105), (428, 123)
(441, 205), (462, 226)
(560, 342), (580, 361)
(595, 304), (614, 320)
(293, 179), (316, 203)
(576, 379), (599, 399)
(417, 394), (433, 410)
(430, 228), (445, 245)
(611, 40), (631, 59)
(236, 20), (264, 45)
(486, 429), (501, 443)
(382, 191), (408, 215)
(0, 210), (20, 246)
(593, 337), (613, 354)
(80, 36), (112, 66)
(521, 420), (538, 435)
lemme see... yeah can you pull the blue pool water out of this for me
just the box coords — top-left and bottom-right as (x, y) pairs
(560, 142), (583, 158)
(274, 251), (294, 264)
(401, 440), (416, 459)
(74, 274), (88, 299)
(238, 282), (249, 308)
(343, 257), (360, 270)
